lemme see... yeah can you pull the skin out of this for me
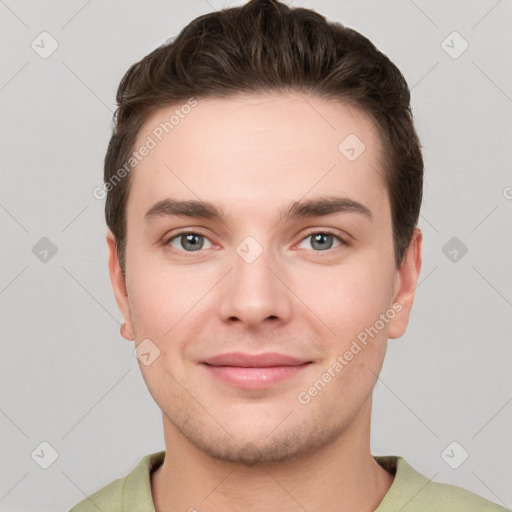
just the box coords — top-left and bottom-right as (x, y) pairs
(107, 93), (422, 512)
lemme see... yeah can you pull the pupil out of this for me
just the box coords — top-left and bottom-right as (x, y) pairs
(184, 234), (202, 251)
(313, 233), (332, 251)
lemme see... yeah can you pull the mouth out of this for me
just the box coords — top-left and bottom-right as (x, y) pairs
(200, 352), (313, 389)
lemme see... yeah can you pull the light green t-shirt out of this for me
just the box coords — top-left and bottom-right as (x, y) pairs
(69, 451), (509, 511)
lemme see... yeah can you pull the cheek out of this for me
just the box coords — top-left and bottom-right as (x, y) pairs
(294, 258), (395, 341)
(127, 247), (194, 318)
(127, 268), (201, 392)
(126, 258), (219, 362)
(301, 263), (393, 402)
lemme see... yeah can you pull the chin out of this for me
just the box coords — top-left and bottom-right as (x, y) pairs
(173, 409), (345, 467)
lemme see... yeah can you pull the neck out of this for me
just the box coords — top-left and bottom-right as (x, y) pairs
(151, 399), (394, 512)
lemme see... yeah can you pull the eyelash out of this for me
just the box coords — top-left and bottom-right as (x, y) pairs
(161, 229), (348, 256)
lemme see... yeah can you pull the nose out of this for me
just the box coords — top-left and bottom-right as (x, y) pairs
(216, 239), (293, 330)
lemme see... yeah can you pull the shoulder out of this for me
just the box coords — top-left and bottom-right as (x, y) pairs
(417, 478), (509, 511)
(69, 477), (125, 512)
(375, 455), (510, 512)
(68, 451), (166, 512)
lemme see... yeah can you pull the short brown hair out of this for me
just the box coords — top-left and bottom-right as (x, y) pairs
(104, 0), (423, 274)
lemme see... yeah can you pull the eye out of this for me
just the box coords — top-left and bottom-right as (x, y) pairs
(297, 231), (345, 252)
(165, 231), (214, 252)
(163, 229), (347, 255)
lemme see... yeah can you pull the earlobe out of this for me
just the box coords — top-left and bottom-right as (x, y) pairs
(106, 230), (135, 341)
(120, 322), (135, 341)
(388, 228), (423, 339)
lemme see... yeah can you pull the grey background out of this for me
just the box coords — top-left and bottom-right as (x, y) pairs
(1, 0), (511, 510)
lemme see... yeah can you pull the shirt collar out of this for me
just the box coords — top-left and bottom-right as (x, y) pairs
(121, 451), (428, 512)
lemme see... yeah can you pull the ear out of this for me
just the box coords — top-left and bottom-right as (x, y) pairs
(388, 228), (422, 339)
(106, 229), (135, 341)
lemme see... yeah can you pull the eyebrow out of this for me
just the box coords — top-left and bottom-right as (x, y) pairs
(144, 195), (373, 224)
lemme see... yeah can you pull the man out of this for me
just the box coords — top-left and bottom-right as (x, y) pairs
(70, 0), (508, 510)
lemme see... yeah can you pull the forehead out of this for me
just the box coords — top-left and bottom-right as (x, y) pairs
(128, 93), (388, 223)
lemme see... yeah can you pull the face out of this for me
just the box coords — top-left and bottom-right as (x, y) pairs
(107, 93), (421, 465)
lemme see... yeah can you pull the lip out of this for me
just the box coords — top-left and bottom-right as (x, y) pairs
(201, 352), (312, 389)
(203, 352), (309, 367)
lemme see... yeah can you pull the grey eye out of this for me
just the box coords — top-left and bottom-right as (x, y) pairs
(297, 232), (343, 251)
(168, 232), (213, 252)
